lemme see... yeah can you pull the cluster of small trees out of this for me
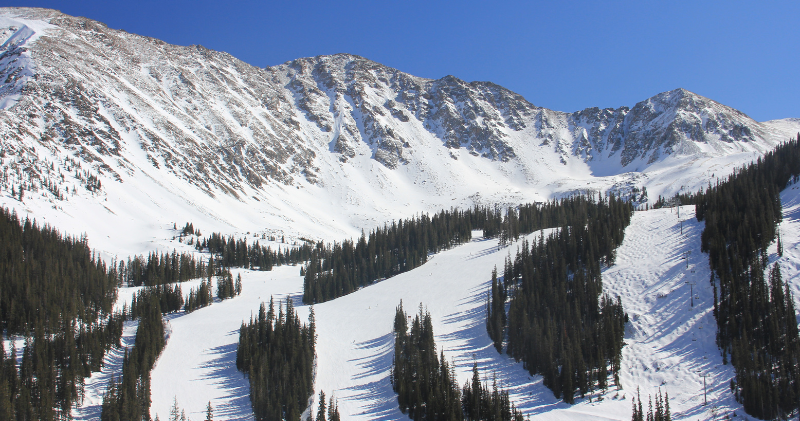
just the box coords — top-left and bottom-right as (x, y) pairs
(164, 397), (214, 421)
(631, 387), (671, 421)
(461, 363), (525, 421)
(497, 195), (631, 403)
(236, 298), (315, 421)
(313, 391), (340, 421)
(184, 279), (214, 314)
(0, 207), (124, 419)
(392, 302), (525, 421)
(695, 135), (800, 419)
(197, 232), (312, 270)
(178, 222), (200, 237)
(128, 283), (185, 318)
(216, 272), (243, 300)
(114, 251), (206, 287)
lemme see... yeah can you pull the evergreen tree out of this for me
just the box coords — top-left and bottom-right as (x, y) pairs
(630, 388), (671, 421)
(393, 301), (523, 421)
(236, 299), (315, 421)
(316, 391), (326, 421)
(696, 135), (800, 418)
(498, 195), (631, 401)
(327, 394), (340, 421)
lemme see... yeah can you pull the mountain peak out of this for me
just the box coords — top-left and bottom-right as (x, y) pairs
(0, 7), (794, 245)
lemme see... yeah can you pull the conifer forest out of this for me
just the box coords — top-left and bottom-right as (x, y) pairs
(696, 135), (800, 419)
(0, 208), (123, 420)
(236, 298), (316, 421)
(490, 195), (632, 402)
(392, 301), (525, 421)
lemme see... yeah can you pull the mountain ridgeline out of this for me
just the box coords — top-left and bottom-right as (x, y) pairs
(0, 7), (793, 245)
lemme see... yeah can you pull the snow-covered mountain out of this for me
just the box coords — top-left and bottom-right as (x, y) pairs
(4, 7), (800, 421)
(0, 7), (798, 258)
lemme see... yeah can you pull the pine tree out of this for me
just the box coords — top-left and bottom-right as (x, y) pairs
(316, 390), (326, 421)
(169, 397), (180, 421)
(328, 395), (340, 421)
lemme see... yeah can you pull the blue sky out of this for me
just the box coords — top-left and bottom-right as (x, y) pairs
(11, 0), (800, 122)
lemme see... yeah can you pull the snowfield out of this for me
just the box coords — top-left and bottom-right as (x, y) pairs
(69, 202), (800, 420)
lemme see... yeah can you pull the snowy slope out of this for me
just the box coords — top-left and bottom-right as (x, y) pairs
(130, 206), (751, 421)
(603, 207), (738, 420)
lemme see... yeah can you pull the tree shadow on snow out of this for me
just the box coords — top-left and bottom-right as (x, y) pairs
(349, 333), (394, 380)
(199, 331), (254, 421)
(466, 245), (504, 261)
(73, 320), (139, 421)
(343, 332), (406, 420)
(438, 280), (578, 417)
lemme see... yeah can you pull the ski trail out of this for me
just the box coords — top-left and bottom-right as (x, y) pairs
(140, 208), (753, 420)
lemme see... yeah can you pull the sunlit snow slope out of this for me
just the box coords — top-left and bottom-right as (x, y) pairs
(106, 205), (767, 421)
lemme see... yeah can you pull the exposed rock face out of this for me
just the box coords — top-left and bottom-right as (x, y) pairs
(0, 7), (792, 209)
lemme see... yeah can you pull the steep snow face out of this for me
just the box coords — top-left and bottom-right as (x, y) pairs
(0, 7), (797, 258)
(0, 14), (52, 109)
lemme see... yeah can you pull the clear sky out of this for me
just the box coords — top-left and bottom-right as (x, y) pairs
(9, 0), (800, 122)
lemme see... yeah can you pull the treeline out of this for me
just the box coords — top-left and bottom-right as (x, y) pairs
(0, 207), (117, 333)
(129, 283), (184, 318)
(392, 302), (525, 421)
(196, 232), (312, 270)
(303, 193), (638, 305)
(501, 195), (628, 248)
(0, 207), (125, 419)
(125, 268), (242, 316)
(236, 298), (315, 421)
(304, 207), (501, 304)
(114, 251), (206, 287)
(695, 135), (800, 419)
(101, 295), (166, 421)
(494, 195), (631, 403)
(119, 228), (315, 288)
